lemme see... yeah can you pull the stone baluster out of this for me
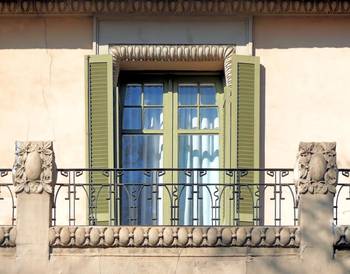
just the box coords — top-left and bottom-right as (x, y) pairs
(13, 141), (56, 274)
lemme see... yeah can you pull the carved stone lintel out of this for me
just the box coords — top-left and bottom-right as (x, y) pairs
(295, 142), (337, 195)
(110, 45), (235, 87)
(13, 141), (54, 194)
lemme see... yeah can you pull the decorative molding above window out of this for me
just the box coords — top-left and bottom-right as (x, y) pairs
(110, 44), (235, 87)
(1, 0), (350, 15)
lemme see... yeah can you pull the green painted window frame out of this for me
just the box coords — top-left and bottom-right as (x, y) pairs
(118, 73), (225, 225)
(86, 54), (260, 225)
(85, 54), (114, 225)
(230, 55), (260, 224)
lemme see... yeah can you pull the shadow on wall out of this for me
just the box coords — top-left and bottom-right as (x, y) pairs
(254, 16), (350, 49)
(259, 64), (266, 224)
(260, 64), (266, 169)
(0, 17), (92, 49)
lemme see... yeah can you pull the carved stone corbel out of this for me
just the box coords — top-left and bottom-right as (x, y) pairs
(13, 141), (55, 194)
(295, 142), (337, 195)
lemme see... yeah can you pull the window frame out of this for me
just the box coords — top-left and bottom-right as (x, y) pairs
(118, 72), (226, 225)
(86, 51), (260, 226)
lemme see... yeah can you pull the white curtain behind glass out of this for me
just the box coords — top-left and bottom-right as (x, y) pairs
(121, 84), (163, 225)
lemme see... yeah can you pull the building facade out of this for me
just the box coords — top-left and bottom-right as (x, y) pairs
(1, 1), (350, 273)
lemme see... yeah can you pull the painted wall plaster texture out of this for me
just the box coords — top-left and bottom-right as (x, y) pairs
(0, 17), (92, 168)
(254, 16), (350, 168)
(254, 17), (350, 224)
(0, 17), (93, 225)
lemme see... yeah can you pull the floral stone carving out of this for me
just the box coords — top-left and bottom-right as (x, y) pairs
(13, 141), (54, 194)
(295, 142), (337, 195)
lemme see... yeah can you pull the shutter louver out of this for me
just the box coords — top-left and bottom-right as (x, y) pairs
(232, 55), (260, 225)
(86, 55), (113, 225)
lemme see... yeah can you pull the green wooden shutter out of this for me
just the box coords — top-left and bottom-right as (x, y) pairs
(231, 55), (260, 224)
(86, 55), (114, 225)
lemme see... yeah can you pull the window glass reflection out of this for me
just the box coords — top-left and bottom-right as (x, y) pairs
(122, 135), (163, 225)
(178, 84), (197, 105)
(123, 107), (141, 129)
(178, 107), (198, 129)
(144, 108), (163, 129)
(124, 84), (142, 106)
(200, 84), (216, 105)
(200, 107), (219, 129)
(144, 84), (163, 106)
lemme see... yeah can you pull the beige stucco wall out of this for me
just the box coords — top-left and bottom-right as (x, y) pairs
(255, 16), (350, 168)
(0, 17), (93, 168)
(0, 17), (93, 225)
(254, 16), (350, 224)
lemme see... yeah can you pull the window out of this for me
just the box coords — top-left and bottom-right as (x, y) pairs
(86, 54), (260, 226)
(119, 74), (223, 225)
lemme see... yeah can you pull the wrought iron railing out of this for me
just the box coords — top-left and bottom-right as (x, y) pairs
(334, 168), (350, 225)
(0, 169), (16, 225)
(2, 165), (350, 227)
(52, 168), (298, 226)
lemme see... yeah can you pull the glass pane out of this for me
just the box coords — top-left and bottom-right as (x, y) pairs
(144, 108), (163, 129)
(123, 107), (141, 129)
(200, 107), (219, 129)
(122, 135), (163, 168)
(178, 84), (197, 105)
(144, 84), (163, 105)
(124, 84), (142, 106)
(178, 134), (219, 168)
(178, 107), (197, 129)
(178, 134), (219, 225)
(122, 135), (163, 225)
(200, 84), (216, 105)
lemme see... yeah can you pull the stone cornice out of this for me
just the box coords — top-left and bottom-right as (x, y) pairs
(1, 1), (350, 15)
(111, 45), (234, 62)
(110, 44), (235, 86)
(49, 226), (300, 248)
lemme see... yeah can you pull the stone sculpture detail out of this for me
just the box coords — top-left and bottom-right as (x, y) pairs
(49, 226), (300, 248)
(0, 226), (16, 247)
(334, 226), (350, 247)
(1, 1), (350, 15)
(295, 142), (337, 195)
(13, 141), (54, 194)
(110, 45), (234, 63)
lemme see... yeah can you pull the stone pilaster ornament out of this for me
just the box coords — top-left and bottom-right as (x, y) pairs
(13, 141), (54, 194)
(295, 142), (337, 195)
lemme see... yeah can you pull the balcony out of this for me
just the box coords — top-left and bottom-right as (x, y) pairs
(51, 168), (299, 226)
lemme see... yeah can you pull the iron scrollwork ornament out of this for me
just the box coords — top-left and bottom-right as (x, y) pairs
(295, 142), (337, 195)
(13, 141), (54, 194)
